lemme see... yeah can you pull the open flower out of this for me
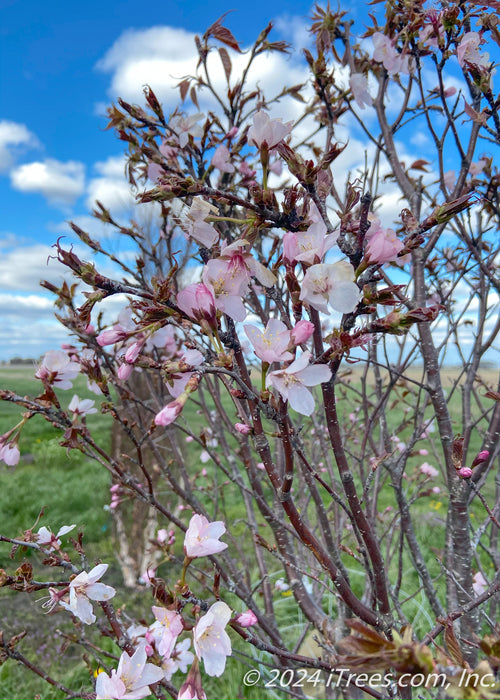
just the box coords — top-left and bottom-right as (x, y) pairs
(247, 111), (293, 150)
(36, 524), (76, 551)
(161, 638), (194, 681)
(300, 261), (360, 315)
(149, 606), (184, 657)
(211, 145), (235, 173)
(95, 645), (164, 699)
(35, 350), (80, 389)
(68, 395), (97, 417)
(266, 352), (332, 416)
(350, 72), (373, 109)
(184, 514), (228, 558)
(184, 198), (219, 247)
(244, 318), (293, 364)
(60, 563), (115, 624)
(193, 601), (232, 677)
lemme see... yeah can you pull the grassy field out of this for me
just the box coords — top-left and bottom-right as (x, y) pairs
(0, 364), (497, 699)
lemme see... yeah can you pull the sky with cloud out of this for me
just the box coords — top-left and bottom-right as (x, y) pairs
(0, 0), (498, 366)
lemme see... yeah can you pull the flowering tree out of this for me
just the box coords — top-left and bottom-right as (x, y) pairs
(1, 2), (500, 699)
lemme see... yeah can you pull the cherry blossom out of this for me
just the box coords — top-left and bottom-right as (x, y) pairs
(457, 32), (490, 70)
(472, 571), (488, 596)
(177, 283), (217, 327)
(350, 72), (373, 109)
(244, 318), (293, 364)
(68, 395), (97, 417)
(184, 514), (228, 558)
(419, 462), (438, 478)
(95, 645), (164, 699)
(218, 239), (277, 288)
(161, 638), (194, 681)
(235, 423), (252, 435)
(299, 261), (360, 314)
(266, 352), (332, 416)
(167, 349), (204, 399)
(60, 563), (116, 624)
(170, 113), (204, 148)
(155, 399), (183, 426)
(372, 32), (411, 75)
(211, 145), (235, 173)
(184, 198), (219, 247)
(36, 524), (76, 550)
(193, 601), (232, 677)
(283, 221), (338, 266)
(149, 605), (184, 657)
(35, 350), (80, 389)
(247, 111), (293, 150)
(0, 441), (20, 466)
(290, 320), (315, 346)
(202, 257), (248, 321)
(234, 609), (258, 627)
(177, 659), (206, 699)
(364, 225), (404, 264)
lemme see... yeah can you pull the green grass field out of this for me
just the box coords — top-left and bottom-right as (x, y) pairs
(0, 365), (496, 699)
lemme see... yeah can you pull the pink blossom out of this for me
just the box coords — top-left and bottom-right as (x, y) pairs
(167, 349), (204, 399)
(177, 659), (206, 699)
(457, 32), (489, 70)
(235, 423), (252, 435)
(234, 609), (258, 627)
(420, 462), (438, 478)
(365, 226), (404, 264)
(60, 563), (115, 624)
(218, 239), (276, 288)
(184, 198), (219, 247)
(202, 257), (248, 321)
(266, 352), (332, 416)
(68, 395), (97, 416)
(95, 645), (164, 699)
(155, 400), (183, 426)
(193, 601), (232, 677)
(372, 32), (411, 74)
(275, 578), (289, 591)
(170, 113), (204, 148)
(35, 350), (80, 390)
(211, 145), (235, 173)
(96, 327), (129, 347)
(471, 450), (489, 468)
(184, 514), (228, 558)
(283, 221), (338, 266)
(457, 467), (473, 479)
(290, 320), (315, 346)
(472, 571), (488, 596)
(140, 567), (157, 587)
(299, 261), (360, 314)
(244, 318), (293, 364)
(150, 606), (184, 657)
(350, 72), (373, 109)
(162, 638), (194, 681)
(247, 111), (293, 150)
(36, 524), (76, 550)
(469, 158), (488, 176)
(0, 441), (20, 466)
(117, 362), (134, 381)
(177, 283), (217, 326)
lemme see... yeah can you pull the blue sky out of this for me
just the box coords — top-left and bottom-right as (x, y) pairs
(1, 0), (329, 360)
(0, 0), (498, 366)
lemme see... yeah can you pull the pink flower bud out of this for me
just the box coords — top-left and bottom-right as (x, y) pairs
(96, 328), (128, 347)
(155, 400), (183, 426)
(0, 442), (20, 466)
(471, 450), (489, 468)
(235, 610), (258, 627)
(117, 362), (134, 381)
(291, 320), (315, 345)
(458, 467), (473, 479)
(124, 341), (143, 364)
(235, 422), (252, 435)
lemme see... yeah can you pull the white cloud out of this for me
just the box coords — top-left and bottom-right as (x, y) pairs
(86, 155), (136, 212)
(0, 243), (70, 292)
(10, 158), (85, 206)
(96, 24), (310, 113)
(0, 120), (40, 173)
